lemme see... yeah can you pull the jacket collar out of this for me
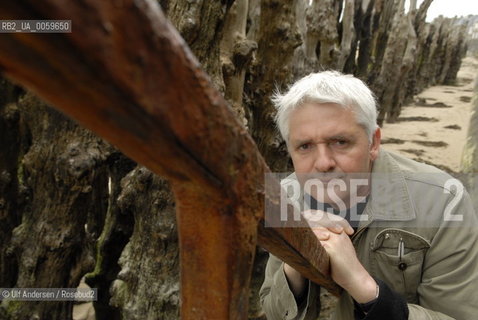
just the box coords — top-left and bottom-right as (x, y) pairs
(365, 149), (416, 222)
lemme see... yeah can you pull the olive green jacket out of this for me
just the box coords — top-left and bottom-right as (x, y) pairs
(260, 149), (478, 319)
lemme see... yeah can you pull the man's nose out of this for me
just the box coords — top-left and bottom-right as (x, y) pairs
(313, 144), (336, 172)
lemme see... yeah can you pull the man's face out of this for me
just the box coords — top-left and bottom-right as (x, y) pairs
(288, 102), (380, 206)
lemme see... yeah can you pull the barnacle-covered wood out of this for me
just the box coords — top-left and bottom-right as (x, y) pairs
(245, 0), (302, 171)
(0, 0), (339, 319)
(337, 0), (355, 71)
(0, 79), (22, 290)
(0, 94), (111, 320)
(221, 0), (257, 126)
(461, 77), (478, 211)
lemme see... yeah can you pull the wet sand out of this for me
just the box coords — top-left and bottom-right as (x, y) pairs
(380, 56), (478, 173)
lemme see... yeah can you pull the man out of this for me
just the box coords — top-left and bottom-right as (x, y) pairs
(260, 71), (478, 319)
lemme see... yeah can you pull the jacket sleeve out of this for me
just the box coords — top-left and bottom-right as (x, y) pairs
(354, 279), (409, 320)
(259, 254), (320, 320)
(407, 189), (478, 319)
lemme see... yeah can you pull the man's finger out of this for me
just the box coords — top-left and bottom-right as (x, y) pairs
(313, 228), (330, 240)
(302, 209), (327, 223)
(344, 225), (354, 236)
(324, 212), (354, 235)
(303, 210), (354, 235)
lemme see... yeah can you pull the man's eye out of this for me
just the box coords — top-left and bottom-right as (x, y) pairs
(331, 139), (348, 147)
(298, 143), (310, 150)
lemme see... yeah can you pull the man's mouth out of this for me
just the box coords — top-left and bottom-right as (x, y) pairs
(299, 174), (347, 185)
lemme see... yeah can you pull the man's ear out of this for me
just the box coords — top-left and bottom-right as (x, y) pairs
(370, 128), (381, 161)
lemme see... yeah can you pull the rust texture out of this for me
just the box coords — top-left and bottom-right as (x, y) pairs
(0, 1), (339, 319)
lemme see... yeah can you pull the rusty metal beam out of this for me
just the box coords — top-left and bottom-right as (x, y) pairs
(0, 1), (340, 319)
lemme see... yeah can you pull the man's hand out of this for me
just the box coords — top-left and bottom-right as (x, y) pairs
(283, 210), (355, 299)
(314, 227), (377, 304)
(302, 209), (355, 235)
(301, 210), (377, 303)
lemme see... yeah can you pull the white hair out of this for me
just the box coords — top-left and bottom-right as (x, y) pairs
(272, 71), (378, 144)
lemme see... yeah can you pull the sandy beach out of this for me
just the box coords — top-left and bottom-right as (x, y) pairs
(380, 56), (478, 173)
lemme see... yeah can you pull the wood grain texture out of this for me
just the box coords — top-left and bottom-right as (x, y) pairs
(0, 1), (339, 319)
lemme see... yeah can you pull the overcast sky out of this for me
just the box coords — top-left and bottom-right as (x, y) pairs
(417, 0), (478, 21)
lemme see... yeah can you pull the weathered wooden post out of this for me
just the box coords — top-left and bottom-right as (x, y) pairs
(0, 1), (339, 319)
